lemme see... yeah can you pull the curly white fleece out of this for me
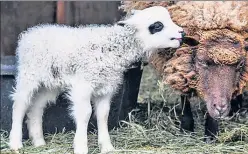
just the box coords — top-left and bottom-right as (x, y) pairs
(15, 24), (142, 96)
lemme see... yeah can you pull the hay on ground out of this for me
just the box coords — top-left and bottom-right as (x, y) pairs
(1, 66), (248, 154)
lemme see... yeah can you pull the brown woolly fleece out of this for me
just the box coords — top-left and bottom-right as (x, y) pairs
(120, 1), (248, 98)
(120, 1), (248, 31)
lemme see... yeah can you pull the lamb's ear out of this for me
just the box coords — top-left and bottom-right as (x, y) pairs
(130, 9), (141, 15)
(117, 9), (140, 27)
(117, 20), (127, 27)
(117, 17), (136, 27)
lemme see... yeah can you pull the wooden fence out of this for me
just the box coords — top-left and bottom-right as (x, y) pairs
(1, 1), (123, 57)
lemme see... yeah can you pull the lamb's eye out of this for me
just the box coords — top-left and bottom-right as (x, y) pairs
(148, 21), (164, 34)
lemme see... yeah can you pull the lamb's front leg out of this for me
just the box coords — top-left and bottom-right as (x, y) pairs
(68, 82), (93, 154)
(94, 93), (115, 153)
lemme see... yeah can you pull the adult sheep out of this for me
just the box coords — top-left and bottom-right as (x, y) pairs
(8, 6), (185, 154)
(120, 1), (248, 140)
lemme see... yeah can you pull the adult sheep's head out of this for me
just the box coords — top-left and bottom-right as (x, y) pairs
(151, 29), (248, 119)
(190, 29), (248, 119)
(117, 6), (185, 54)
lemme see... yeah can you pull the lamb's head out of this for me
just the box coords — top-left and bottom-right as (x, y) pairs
(187, 29), (248, 119)
(118, 6), (185, 53)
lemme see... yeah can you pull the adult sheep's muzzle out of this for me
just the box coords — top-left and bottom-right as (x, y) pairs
(206, 98), (231, 119)
(195, 56), (241, 120)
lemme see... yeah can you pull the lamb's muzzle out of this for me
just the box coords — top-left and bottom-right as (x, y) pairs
(171, 30), (185, 46)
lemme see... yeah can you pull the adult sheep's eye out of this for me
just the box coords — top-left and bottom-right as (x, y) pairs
(149, 21), (164, 34)
(197, 59), (209, 68)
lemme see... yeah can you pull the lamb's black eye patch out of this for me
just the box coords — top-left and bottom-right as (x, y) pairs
(148, 21), (164, 34)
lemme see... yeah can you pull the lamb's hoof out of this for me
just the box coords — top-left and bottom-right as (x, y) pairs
(33, 139), (46, 147)
(74, 150), (88, 154)
(74, 152), (88, 154)
(74, 146), (88, 154)
(100, 144), (115, 154)
(8, 140), (23, 151)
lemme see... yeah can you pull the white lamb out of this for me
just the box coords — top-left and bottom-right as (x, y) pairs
(9, 6), (184, 154)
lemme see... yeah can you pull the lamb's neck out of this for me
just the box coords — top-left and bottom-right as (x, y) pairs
(116, 36), (145, 70)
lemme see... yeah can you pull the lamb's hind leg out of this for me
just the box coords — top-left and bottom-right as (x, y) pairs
(94, 93), (115, 153)
(67, 80), (93, 154)
(9, 81), (39, 151)
(26, 88), (60, 147)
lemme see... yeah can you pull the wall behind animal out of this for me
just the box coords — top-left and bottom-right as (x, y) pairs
(1, 2), (55, 56)
(0, 1), (122, 57)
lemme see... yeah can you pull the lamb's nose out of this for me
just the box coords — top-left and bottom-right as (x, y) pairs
(179, 31), (186, 37)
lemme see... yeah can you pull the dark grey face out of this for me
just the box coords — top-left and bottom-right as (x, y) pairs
(148, 21), (164, 34)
